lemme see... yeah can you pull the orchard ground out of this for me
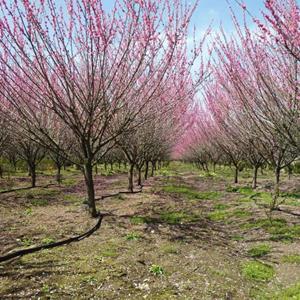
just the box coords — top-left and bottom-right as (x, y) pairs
(0, 162), (299, 299)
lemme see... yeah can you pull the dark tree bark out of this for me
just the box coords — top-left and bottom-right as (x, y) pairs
(151, 161), (156, 177)
(137, 167), (142, 186)
(128, 163), (135, 192)
(56, 165), (62, 184)
(274, 166), (281, 198)
(29, 164), (36, 188)
(234, 165), (239, 184)
(83, 161), (98, 218)
(252, 165), (259, 189)
(144, 161), (149, 180)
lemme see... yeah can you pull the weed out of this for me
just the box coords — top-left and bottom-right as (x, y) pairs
(149, 264), (164, 276)
(24, 207), (32, 216)
(21, 237), (33, 247)
(41, 284), (50, 293)
(41, 237), (56, 245)
(242, 261), (275, 282)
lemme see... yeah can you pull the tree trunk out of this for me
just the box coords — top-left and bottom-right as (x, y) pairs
(287, 165), (292, 180)
(56, 165), (62, 184)
(83, 162), (98, 218)
(271, 166), (281, 210)
(137, 167), (142, 186)
(104, 162), (107, 171)
(252, 165), (259, 189)
(260, 167), (264, 175)
(30, 164), (36, 188)
(151, 161), (156, 177)
(274, 166), (281, 197)
(128, 163), (134, 192)
(0, 165), (3, 178)
(110, 162), (113, 171)
(158, 161), (162, 169)
(234, 166), (238, 184)
(145, 161), (149, 180)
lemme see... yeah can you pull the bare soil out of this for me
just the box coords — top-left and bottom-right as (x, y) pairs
(0, 164), (299, 299)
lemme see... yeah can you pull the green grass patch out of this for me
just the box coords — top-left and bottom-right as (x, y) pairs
(232, 209), (252, 218)
(247, 244), (271, 258)
(125, 232), (141, 241)
(231, 235), (244, 241)
(208, 208), (251, 222)
(242, 261), (275, 282)
(62, 178), (78, 187)
(160, 243), (179, 254)
(271, 282), (300, 299)
(63, 194), (82, 203)
(100, 247), (118, 258)
(240, 218), (300, 242)
(242, 218), (287, 230)
(162, 185), (221, 200)
(30, 199), (48, 206)
(159, 211), (199, 224)
(282, 254), (300, 264)
(280, 191), (300, 199)
(226, 186), (253, 195)
(213, 203), (229, 210)
(208, 210), (230, 221)
(130, 216), (151, 225)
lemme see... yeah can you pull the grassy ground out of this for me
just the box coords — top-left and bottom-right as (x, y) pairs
(0, 162), (299, 299)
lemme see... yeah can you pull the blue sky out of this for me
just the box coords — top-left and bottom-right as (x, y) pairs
(102, 0), (266, 35)
(192, 0), (266, 33)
